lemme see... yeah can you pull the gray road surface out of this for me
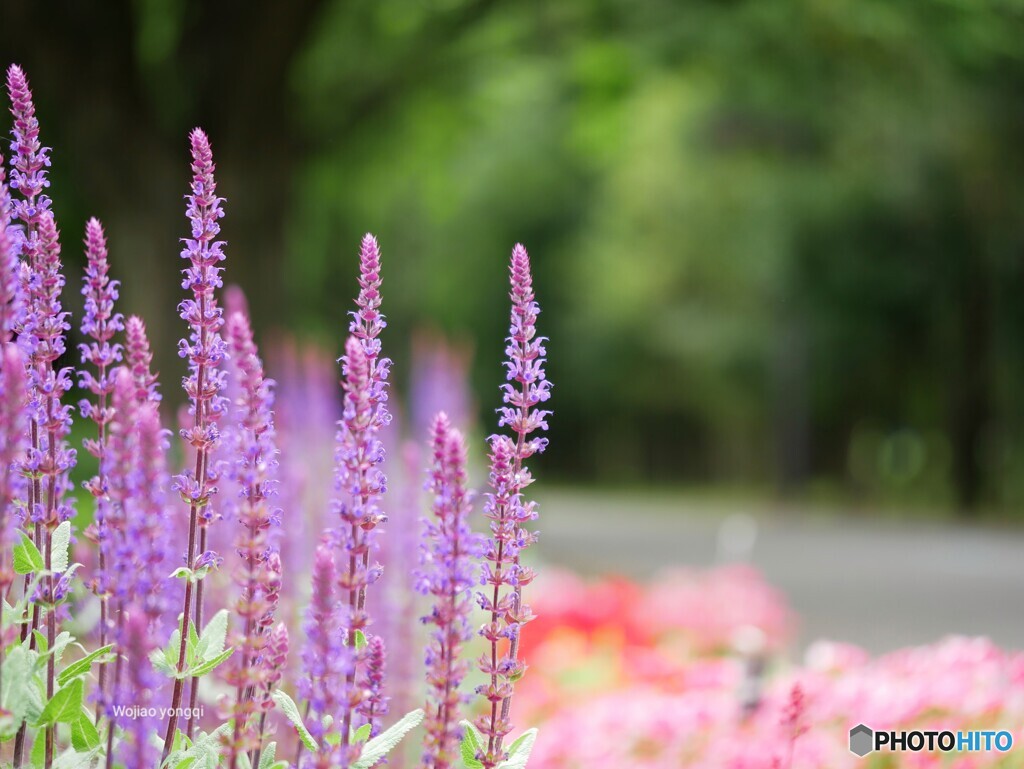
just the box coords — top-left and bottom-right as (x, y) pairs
(534, 489), (1024, 654)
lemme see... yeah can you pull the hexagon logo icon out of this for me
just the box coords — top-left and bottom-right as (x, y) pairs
(849, 724), (874, 757)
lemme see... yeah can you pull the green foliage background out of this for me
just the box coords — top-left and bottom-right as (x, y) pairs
(4, 0), (1024, 511)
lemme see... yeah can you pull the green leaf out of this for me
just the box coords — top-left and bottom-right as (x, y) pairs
(51, 521), (71, 573)
(150, 648), (177, 676)
(197, 609), (229, 661)
(169, 724), (231, 769)
(352, 723), (371, 743)
(352, 709), (425, 769)
(272, 690), (317, 751)
(54, 747), (101, 769)
(13, 533), (44, 575)
(353, 629), (367, 650)
(36, 677), (84, 726)
(162, 727), (192, 766)
(155, 621), (183, 678)
(460, 720), (484, 769)
(70, 715), (101, 752)
(258, 742), (277, 769)
(31, 730), (45, 769)
(2, 597), (25, 629)
(187, 620), (201, 663)
(497, 729), (538, 769)
(0, 646), (34, 739)
(184, 647), (233, 678)
(58, 644), (115, 686)
(44, 632), (74, 668)
(60, 748), (102, 769)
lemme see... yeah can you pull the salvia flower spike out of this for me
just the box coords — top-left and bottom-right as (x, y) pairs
(0, 344), (27, 641)
(419, 413), (481, 769)
(6, 64), (52, 234)
(223, 310), (282, 768)
(332, 233), (391, 764)
(476, 244), (551, 767)
(105, 367), (171, 767)
(163, 127), (229, 754)
(358, 634), (389, 738)
(6, 62), (65, 769)
(78, 217), (123, 712)
(124, 315), (160, 404)
(301, 542), (345, 768)
(18, 208), (75, 769)
(0, 152), (21, 343)
(117, 612), (163, 769)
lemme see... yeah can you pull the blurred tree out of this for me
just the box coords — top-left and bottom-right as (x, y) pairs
(3, 0), (1024, 512)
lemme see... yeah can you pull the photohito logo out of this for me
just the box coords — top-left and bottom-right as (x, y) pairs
(849, 724), (1013, 757)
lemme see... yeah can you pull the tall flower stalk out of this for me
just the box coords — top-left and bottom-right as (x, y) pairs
(105, 367), (170, 768)
(0, 152), (22, 670)
(418, 413), (479, 769)
(163, 128), (228, 756)
(6, 62), (51, 655)
(301, 543), (344, 769)
(0, 152), (20, 343)
(332, 234), (391, 765)
(223, 310), (282, 769)
(124, 315), (160, 404)
(476, 244), (551, 768)
(252, 620), (289, 768)
(0, 343), (27, 676)
(78, 217), (123, 714)
(357, 635), (388, 738)
(17, 209), (75, 769)
(6, 62), (71, 769)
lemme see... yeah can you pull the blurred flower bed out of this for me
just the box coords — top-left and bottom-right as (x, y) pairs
(260, 336), (1024, 769)
(514, 568), (1024, 769)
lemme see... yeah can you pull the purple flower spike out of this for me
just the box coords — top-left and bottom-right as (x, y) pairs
(104, 366), (166, 606)
(125, 315), (160, 404)
(79, 218), (123, 363)
(419, 413), (481, 769)
(250, 620), (289, 769)
(8, 67), (71, 769)
(475, 244), (551, 767)
(0, 344), (27, 613)
(18, 209), (76, 528)
(105, 368), (171, 732)
(224, 309), (282, 767)
(163, 128), (229, 752)
(499, 244), (552, 453)
(6, 64), (52, 234)
(333, 333), (390, 764)
(358, 635), (389, 738)
(332, 234), (392, 766)
(350, 234), (385, 347)
(78, 218), (124, 695)
(0, 154), (21, 344)
(127, 394), (172, 624)
(115, 611), (162, 769)
(261, 621), (289, 703)
(302, 543), (346, 768)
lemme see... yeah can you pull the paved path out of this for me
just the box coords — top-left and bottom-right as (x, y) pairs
(534, 489), (1024, 654)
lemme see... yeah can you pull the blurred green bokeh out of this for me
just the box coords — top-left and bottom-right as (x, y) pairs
(4, 0), (1024, 512)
